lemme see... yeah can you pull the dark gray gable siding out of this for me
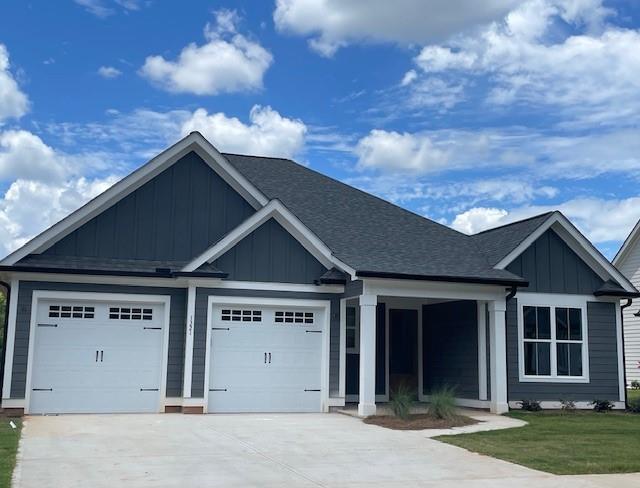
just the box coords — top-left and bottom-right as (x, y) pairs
(422, 300), (479, 399)
(506, 298), (619, 401)
(192, 288), (341, 398)
(213, 218), (327, 284)
(10, 281), (186, 399)
(42, 152), (254, 262)
(506, 229), (603, 294)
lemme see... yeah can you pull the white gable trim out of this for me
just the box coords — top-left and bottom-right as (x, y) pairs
(0, 132), (268, 266)
(182, 199), (356, 277)
(613, 219), (640, 266)
(494, 212), (636, 293)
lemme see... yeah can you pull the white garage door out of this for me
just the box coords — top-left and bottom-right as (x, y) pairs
(208, 304), (324, 413)
(29, 298), (165, 414)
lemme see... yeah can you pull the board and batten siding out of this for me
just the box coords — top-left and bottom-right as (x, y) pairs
(506, 298), (620, 401)
(191, 288), (341, 398)
(43, 152), (255, 262)
(507, 229), (603, 294)
(617, 240), (640, 385)
(212, 218), (327, 284)
(9, 281), (187, 399)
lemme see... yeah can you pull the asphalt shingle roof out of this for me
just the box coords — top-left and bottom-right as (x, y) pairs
(223, 153), (526, 285)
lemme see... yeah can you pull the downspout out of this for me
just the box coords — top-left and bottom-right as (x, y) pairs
(621, 298), (633, 407)
(0, 280), (10, 402)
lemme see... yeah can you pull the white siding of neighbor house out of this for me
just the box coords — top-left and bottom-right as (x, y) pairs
(618, 239), (640, 385)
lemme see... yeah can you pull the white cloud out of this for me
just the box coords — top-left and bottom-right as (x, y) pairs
(400, 70), (417, 86)
(273, 0), (518, 56)
(74, 0), (146, 17)
(98, 66), (122, 78)
(140, 10), (272, 95)
(0, 130), (70, 182)
(451, 207), (508, 234)
(0, 44), (29, 123)
(181, 105), (307, 158)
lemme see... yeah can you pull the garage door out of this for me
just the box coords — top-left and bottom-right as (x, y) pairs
(208, 304), (324, 413)
(29, 298), (165, 414)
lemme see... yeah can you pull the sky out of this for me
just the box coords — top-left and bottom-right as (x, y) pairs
(0, 0), (639, 260)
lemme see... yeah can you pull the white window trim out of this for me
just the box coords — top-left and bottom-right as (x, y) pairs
(517, 293), (590, 384)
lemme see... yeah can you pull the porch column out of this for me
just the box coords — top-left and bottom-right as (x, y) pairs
(477, 301), (488, 401)
(182, 285), (196, 399)
(358, 294), (377, 417)
(488, 298), (509, 414)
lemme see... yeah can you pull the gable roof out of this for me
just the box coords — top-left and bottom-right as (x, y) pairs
(613, 218), (640, 266)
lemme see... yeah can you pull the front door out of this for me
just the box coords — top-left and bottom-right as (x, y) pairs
(389, 309), (418, 395)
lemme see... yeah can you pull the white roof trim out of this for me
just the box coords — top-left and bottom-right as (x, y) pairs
(494, 212), (636, 293)
(182, 199), (356, 277)
(0, 132), (269, 266)
(613, 218), (640, 266)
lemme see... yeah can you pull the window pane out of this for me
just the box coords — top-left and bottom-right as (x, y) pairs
(556, 308), (569, 340)
(569, 343), (583, 376)
(524, 306), (537, 339)
(524, 342), (537, 375)
(346, 328), (355, 349)
(569, 308), (582, 341)
(557, 343), (569, 375)
(537, 307), (551, 339)
(537, 342), (551, 375)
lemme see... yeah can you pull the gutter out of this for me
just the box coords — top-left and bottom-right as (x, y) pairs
(355, 270), (528, 287)
(0, 265), (228, 280)
(0, 281), (9, 401)
(621, 298), (633, 407)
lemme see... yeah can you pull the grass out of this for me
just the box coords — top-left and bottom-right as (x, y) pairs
(0, 418), (21, 488)
(436, 411), (640, 475)
(628, 389), (640, 402)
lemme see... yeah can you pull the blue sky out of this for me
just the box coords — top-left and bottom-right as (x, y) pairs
(0, 0), (639, 259)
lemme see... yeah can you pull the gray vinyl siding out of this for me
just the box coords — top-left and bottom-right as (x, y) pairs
(213, 218), (327, 284)
(507, 298), (620, 401)
(10, 281), (186, 399)
(422, 300), (479, 399)
(192, 287), (341, 398)
(43, 152), (255, 262)
(507, 229), (603, 294)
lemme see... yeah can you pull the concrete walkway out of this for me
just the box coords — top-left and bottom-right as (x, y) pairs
(13, 413), (640, 487)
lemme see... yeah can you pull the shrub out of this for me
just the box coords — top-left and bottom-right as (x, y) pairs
(628, 398), (640, 414)
(560, 399), (576, 412)
(390, 383), (414, 420)
(519, 399), (542, 412)
(631, 380), (640, 390)
(429, 385), (457, 419)
(591, 399), (614, 412)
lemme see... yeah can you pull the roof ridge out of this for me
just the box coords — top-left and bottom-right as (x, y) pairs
(473, 211), (555, 235)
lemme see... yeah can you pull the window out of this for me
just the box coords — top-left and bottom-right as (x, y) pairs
(109, 307), (153, 320)
(519, 298), (588, 382)
(221, 309), (262, 322)
(275, 311), (314, 324)
(346, 306), (358, 353)
(49, 305), (94, 319)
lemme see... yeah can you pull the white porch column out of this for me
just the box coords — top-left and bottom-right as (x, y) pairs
(488, 298), (509, 414)
(358, 294), (377, 417)
(477, 301), (488, 402)
(182, 285), (196, 399)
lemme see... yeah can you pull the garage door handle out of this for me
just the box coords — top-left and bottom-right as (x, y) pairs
(268, 352), (271, 364)
(95, 350), (99, 362)
(264, 352), (267, 364)
(100, 350), (104, 362)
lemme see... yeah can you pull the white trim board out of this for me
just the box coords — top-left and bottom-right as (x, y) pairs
(182, 199), (355, 277)
(1, 279), (19, 400)
(23, 290), (172, 414)
(494, 212), (636, 293)
(203, 296), (332, 414)
(0, 132), (269, 266)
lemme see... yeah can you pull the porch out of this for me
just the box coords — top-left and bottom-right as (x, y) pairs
(338, 279), (510, 416)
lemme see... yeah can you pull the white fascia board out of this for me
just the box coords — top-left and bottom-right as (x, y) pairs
(362, 277), (506, 302)
(182, 199), (356, 277)
(0, 132), (268, 266)
(613, 219), (640, 266)
(494, 212), (637, 293)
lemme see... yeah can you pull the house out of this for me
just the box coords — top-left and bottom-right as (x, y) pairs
(613, 220), (640, 387)
(0, 132), (635, 416)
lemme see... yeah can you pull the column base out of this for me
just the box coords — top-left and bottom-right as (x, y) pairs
(358, 402), (377, 417)
(490, 402), (509, 414)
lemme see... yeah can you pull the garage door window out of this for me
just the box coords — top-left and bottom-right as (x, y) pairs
(221, 309), (262, 322)
(275, 311), (314, 324)
(109, 307), (153, 320)
(49, 305), (95, 319)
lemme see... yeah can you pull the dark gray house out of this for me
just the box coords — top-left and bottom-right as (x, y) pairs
(0, 132), (636, 416)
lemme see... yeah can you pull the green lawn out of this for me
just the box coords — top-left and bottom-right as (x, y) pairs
(0, 418), (21, 488)
(436, 411), (640, 475)
(629, 389), (640, 402)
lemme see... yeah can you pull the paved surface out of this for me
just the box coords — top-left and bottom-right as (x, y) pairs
(13, 413), (640, 487)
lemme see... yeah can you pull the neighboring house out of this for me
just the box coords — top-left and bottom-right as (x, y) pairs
(613, 220), (640, 387)
(0, 132), (636, 417)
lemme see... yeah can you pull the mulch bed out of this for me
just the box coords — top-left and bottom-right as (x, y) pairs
(363, 414), (478, 430)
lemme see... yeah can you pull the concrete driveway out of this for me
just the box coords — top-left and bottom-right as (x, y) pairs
(12, 413), (640, 487)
